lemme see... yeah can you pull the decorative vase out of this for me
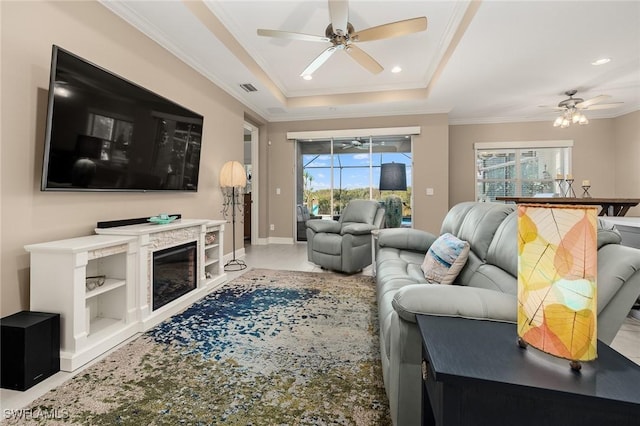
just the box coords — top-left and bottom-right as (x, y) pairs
(384, 195), (403, 228)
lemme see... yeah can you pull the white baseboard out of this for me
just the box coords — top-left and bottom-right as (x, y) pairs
(223, 247), (246, 264)
(252, 237), (299, 245)
(267, 237), (294, 245)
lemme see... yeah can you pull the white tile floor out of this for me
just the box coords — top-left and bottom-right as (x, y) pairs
(2, 241), (639, 414)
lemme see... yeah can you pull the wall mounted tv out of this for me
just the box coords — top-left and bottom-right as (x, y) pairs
(42, 45), (203, 192)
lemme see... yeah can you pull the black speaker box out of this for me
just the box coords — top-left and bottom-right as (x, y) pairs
(1, 311), (60, 391)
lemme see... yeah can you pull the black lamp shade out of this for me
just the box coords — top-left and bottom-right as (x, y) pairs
(379, 163), (407, 191)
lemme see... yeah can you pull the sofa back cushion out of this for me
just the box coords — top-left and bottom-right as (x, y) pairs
(440, 202), (477, 236)
(596, 219), (622, 248)
(486, 211), (518, 278)
(442, 202), (515, 262)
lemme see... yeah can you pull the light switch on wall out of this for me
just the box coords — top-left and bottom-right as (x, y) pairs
(276, 188), (281, 195)
(426, 188), (434, 196)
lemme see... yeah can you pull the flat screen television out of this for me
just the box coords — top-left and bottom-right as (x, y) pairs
(42, 45), (203, 191)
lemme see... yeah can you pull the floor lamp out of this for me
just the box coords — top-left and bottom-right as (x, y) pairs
(220, 160), (247, 271)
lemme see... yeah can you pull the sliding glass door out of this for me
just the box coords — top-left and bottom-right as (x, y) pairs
(296, 135), (412, 239)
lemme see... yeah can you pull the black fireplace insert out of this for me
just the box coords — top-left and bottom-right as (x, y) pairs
(152, 241), (197, 310)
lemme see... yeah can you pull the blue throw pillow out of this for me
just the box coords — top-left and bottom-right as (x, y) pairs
(421, 233), (470, 284)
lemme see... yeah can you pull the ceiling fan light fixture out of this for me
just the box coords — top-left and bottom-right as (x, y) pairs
(391, 66), (402, 73)
(572, 112), (582, 124)
(553, 116), (564, 127)
(552, 92), (599, 128)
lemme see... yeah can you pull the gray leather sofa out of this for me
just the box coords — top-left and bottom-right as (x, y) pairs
(306, 199), (385, 273)
(375, 201), (640, 425)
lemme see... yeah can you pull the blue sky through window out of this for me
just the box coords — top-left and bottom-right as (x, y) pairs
(303, 152), (411, 190)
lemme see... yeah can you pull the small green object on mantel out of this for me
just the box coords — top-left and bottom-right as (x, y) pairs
(148, 215), (178, 225)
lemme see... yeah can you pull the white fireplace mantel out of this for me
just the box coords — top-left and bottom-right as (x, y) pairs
(96, 219), (227, 330)
(27, 219), (226, 371)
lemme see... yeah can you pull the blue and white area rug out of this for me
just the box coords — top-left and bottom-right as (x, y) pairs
(11, 269), (390, 425)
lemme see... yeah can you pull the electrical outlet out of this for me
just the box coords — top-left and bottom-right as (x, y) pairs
(270, 224), (275, 231)
(426, 188), (434, 196)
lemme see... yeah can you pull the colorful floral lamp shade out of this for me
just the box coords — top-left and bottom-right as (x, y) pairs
(517, 204), (598, 369)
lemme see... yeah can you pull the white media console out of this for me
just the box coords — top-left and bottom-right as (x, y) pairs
(26, 219), (226, 372)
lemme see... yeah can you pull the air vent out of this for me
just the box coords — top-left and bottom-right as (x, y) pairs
(239, 83), (258, 93)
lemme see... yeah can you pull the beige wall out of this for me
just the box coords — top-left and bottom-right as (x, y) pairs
(2, 2), (638, 318)
(265, 114), (450, 237)
(613, 110), (640, 216)
(0, 1), (250, 316)
(448, 118), (627, 206)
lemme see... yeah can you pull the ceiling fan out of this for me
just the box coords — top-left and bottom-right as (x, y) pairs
(341, 139), (383, 150)
(543, 90), (623, 127)
(257, 0), (427, 77)
(551, 90), (623, 112)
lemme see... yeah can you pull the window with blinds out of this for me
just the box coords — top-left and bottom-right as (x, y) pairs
(474, 141), (573, 202)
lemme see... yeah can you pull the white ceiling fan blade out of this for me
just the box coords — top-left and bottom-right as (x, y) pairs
(329, 0), (349, 35)
(537, 104), (565, 110)
(352, 17), (428, 42)
(257, 29), (330, 43)
(581, 102), (624, 110)
(576, 95), (611, 109)
(300, 46), (337, 77)
(346, 44), (383, 74)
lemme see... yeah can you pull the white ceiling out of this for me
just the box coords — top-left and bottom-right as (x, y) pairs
(101, 0), (640, 124)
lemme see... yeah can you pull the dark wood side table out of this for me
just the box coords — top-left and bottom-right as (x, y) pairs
(416, 315), (640, 426)
(495, 196), (640, 216)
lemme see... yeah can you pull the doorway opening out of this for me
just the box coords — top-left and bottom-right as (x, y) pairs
(243, 122), (259, 245)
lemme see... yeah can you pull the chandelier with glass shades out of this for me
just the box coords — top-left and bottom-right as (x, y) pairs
(553, 107), (589, 128)
(549, 89), (622, 128)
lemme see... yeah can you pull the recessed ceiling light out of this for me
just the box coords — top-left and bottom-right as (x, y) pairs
(391, 66), (402, 73)
(591, 57), (611, 66)
(303, 75), (313, 80)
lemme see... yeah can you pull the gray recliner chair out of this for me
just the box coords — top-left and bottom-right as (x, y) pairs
(306, 199), (385, 273)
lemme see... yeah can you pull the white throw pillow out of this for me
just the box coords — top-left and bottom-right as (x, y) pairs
(421, 233), (470, 284)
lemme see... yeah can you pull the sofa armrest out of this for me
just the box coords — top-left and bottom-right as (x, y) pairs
(341, 223), (376, 235)
(306, 219), (341, 234)
(391, 284), (517, 324)
(377, 228), (438, 252)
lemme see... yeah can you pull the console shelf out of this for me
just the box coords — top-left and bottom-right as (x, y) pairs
(203, 225), (224, 287)
(87, 317), (125, 339)
(85, 278), (126, 299)
(204, 258), (219, 267)
(25, 219), (227, 372)
(25, 235), (138, 372)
